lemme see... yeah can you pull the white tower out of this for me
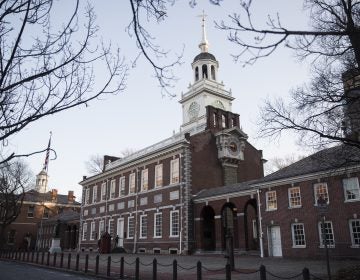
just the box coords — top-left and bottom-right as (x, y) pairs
(35, 169), (49, 193)
(179, 12), (234, 133)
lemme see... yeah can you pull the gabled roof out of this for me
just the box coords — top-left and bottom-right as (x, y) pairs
(24, 189), (81, 206)
(193, 145), (360, 201)
(43, 209), (80, 224)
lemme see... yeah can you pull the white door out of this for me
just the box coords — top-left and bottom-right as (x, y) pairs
(269, 226), (282, 257)
(116, 218), (124, 247)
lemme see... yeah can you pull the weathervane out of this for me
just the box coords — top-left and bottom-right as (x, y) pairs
(198, 10), (209, 53)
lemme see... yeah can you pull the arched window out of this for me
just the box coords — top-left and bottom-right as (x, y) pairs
(211, 65), (216, 80)
(213, 113), (217, 127)
(222, 115), (227, 128)
(195, 67), (199, 81)
(202, 64), (208, 79)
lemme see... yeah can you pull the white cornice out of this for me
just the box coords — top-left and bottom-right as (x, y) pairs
(193, 189), (256, 203)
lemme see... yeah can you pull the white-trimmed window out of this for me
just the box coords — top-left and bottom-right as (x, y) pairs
(27, 205), (35, 218)
(99, 206), (105, 213)
(82, 222), (88, 241)
(91, 208), (96, 215)
(288, 187), (302, 208)
(108, 219), (114, 237)
(128, 216), (134, 239)
(119, 177), (126, 197)
(140, 197), (148, 206)
(141, 169), (148, 191)
(128, 200), (134, 208)
(291, 223), (306, 248)
(140, 215), (147, 239)
(129, 173), (136, 194)
(170, 190), (179, 200)
(170, 210), (179, 237)
(318, 221), (335, 247)
(154, 213), (162, 238)
(117, 202), (125, 210)
(154, 194), (162, 204)
(170, 158), (180, 184)
(155, 164), (163, 188)
(83, 209), (88, 216)
(85, 188), (90, 205)
(343, 177), (360, 201)
(90, 221), (96, 240)
(7, 230), (16, 245)
(265, 191), (277, 211)
(110, 179), (116, 199)
(349, 219), (360, 247)
(43, 207), (49, 219)
(314, 183), (329, 205)
(92, 186), (98, 203)
(99, 220), (105, 237)
(101, 182), (107, 201)
(222, 114), (226, 128)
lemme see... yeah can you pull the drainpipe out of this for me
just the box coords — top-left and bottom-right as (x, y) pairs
(133, 169), (140, 254)
(179, 153), (183, 254)
(256, 189), (264, 258)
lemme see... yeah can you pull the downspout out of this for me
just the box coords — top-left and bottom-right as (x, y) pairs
(179, 153), (183, 254)
(133, 169), (140, 254)
(256, 189), (264, 258)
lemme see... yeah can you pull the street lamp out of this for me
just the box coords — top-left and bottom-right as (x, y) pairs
(317, 196), (331, 280)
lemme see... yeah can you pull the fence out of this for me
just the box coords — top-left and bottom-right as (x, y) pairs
(0, 250), (326, 280)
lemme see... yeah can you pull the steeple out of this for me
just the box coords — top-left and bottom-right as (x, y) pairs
(198, 10), (209, 53)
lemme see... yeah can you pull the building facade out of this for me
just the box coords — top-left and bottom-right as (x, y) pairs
(79, 18), (264, 254)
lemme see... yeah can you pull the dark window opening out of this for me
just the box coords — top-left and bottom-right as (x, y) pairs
(202, 64), (208, 79)
(211, 65), (216, 80)
(195, 67), (199, 81)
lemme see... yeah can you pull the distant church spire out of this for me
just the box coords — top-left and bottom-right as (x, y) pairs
(198, 10), (209, 53)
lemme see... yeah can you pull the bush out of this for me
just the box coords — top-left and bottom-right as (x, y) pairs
(334, 265), (360, 280)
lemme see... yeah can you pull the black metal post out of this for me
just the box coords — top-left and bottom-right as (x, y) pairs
(41, 251), (45, 265)
(107, 256), (111, 277)
(60, 253), (64, 268)
(226, 263), (231, 280)
(27, 251), (30, 262)
(67, 253), (71, 269)
(75, 253), (79, 271)
(53, 252), (57, 267)
(85, 254), (89, 273)
(172, 259), (177, 280)
(46, 252), (50, 266)
(318, 196), (331, 280)
(31, 251), (35, 262)
(197, 261), (202, 280)
(152, 258), (157, 280)
(120, 256), (124, 279)
(22, 251), (26, 261)
(36, 251), (39, 263)
(260, 265), (266, 280)
(135, 257), (140, 280)
(95, 255), (99, 275)
(302, 267), (310, 280)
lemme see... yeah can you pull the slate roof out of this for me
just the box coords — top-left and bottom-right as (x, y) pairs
(193, 145), (360, 200)
(24, 189), (81, 206)
(193, 52), (216, 62)
(43, 210), (80, 224)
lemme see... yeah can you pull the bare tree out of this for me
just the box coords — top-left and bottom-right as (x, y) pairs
(0, 0), (127, 164)
(0, 160), (32, 248)
(85, 154), (104, 175)
(216, 0), (360, 150)
(264, 154), (305, 175)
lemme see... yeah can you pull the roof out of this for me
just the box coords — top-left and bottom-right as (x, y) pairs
(193, 52), (216, 63)
(193, 145), (360, 201)
(24, 189), (81, 206)
(43, 209), (80, 224)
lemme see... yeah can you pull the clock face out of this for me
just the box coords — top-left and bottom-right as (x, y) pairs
(188, 101), (200, 120)
(228, 141), (238, 156)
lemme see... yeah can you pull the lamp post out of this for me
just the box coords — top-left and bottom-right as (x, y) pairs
(317, 196), (331, 280)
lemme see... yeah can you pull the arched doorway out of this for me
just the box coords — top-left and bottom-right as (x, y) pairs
(201, 206), (215, 251)
(244, 199), (259, 250)
(221, 202), (237, 251)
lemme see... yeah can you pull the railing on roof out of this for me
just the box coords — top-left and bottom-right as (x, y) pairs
(182, 79), (231, 99)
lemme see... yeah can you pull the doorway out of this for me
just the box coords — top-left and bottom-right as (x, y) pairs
(116, 218), (124, 247)
(268, 226), (282, 257)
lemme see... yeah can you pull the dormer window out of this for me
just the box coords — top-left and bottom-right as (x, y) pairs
(202, 64), (208, 79)
(211, 65), (216, 80)
(195, 67), (199, 81)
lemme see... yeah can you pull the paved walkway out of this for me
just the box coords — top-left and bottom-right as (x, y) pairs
(2, 251), (359, 280)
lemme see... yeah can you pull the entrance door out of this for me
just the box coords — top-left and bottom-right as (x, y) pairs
(269, 226), (282, 257)
(116, 218), (124, 247)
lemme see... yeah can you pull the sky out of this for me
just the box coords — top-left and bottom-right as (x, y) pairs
(9, 0), (312, 201)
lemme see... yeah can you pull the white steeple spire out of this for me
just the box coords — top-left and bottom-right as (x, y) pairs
(198, 10), (209, 53)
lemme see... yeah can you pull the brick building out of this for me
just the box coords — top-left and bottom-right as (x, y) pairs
(4, 168), (81, 251)
(79, 17), (264, 254)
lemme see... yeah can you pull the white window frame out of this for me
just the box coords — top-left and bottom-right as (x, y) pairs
(314, 183), (329, 205)
(349, 219), (360, 247)
(140, 215), (147, 239)
(85, 188), (90, 205)
(170, 158), (180, 185)
(318, 220), (335, 247)
(127, 216), (134, 239)
(170, 210), (179, 237)
(110, 179), (116, 199)
(129, 173), (136, 194)
(90, 221), (96, 240)
(101, 182), (107, 201)
(119, 177), (126, 197)
(92, 186), (97, 203)
(291, 223), (306, 248)
(108, 219), (114, 237)
(265, 190), (277, 211)
(141, 169), (149, 191)
(27, 205), (35, 218)
(170, 190), (179, 201)
(288, 187), (302, 208)
(99, 220), (105, 238)
(82, 222), (88, 241)
(155, 164), (163, 188)
(154, 213), (162, 238)
(343, 177), (360, 202)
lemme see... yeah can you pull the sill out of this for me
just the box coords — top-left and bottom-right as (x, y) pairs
(319, 245), (335, 248)
(344, 199), (360, 203)
(127, 237), (134, 240)
(139, 237), (147, 239)
(153, 236), (162, 239)
(169, 235), (179, 238)
(350, 245), (360, 248)
(288, 206), (302, 209)
(292, 246), (306, 249)
(265, 208), (277, 212)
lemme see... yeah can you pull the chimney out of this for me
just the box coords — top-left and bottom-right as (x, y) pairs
(83, 175), (87, 181)
(51, 189), (58, 202)
(67, 191), (75, 204)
